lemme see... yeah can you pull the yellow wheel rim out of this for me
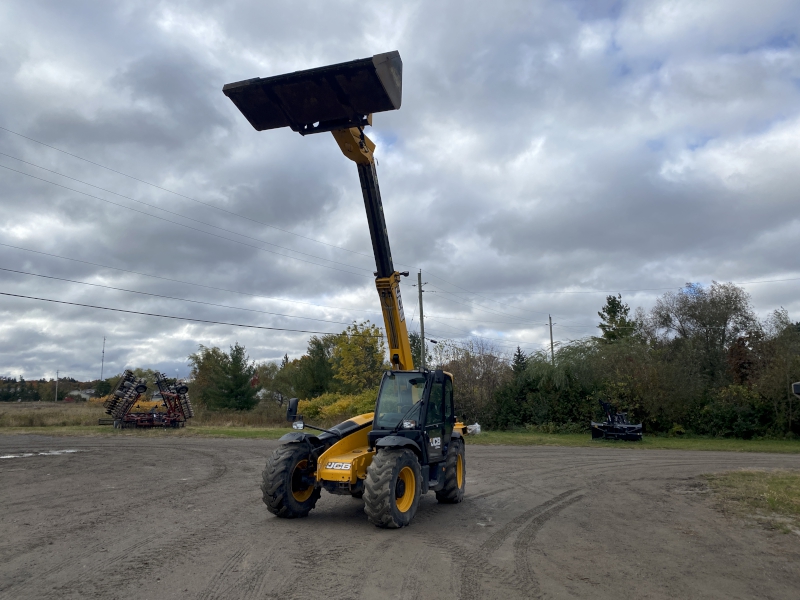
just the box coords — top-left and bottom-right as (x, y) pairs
(456, 453), (464, 489)
(291, 459), (314, 502)
(395, 466), (415, 513)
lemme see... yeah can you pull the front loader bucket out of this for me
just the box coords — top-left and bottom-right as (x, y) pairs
(223, 51), (402, 135)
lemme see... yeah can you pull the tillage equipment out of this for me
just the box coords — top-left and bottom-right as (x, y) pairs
(591, 399), (643, 441)
(102, 370), (194, 429)
(223, 51), (468, 527)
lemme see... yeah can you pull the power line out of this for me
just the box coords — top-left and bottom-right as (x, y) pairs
(1, 127), (587, 323)
(0, 125), (378, 261)
(0, 163), (372, 278)
(0, 151), (372, 274)
(0, 266), (356, 326)
(424, 277), (558, 319)
(12, 127), (789, 321)
(426, 313), (549, 326)
(423, 288), (542, 321)
(0, 291), (385, 337)
(0, 126), (579, 320)
(423, 327), (542, 351)
(0, 241), (384, 316)
(425, 316), (543, 346)
(418, 277), (800, 295)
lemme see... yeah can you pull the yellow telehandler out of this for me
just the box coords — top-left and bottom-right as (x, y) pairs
(223, 51), (466, 527)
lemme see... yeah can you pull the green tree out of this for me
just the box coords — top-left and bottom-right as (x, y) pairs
(596, 294), (637, 343)
(408, 331), (431, 368)
(512, 346), (528, 376)
(294, 334), (338, 398)
(651, 282), (756, 387)
(254, 361), (281, 403)
(95, 379), (112, 396)
(188, 343), (258, 410)
(331, 321), (387, 393)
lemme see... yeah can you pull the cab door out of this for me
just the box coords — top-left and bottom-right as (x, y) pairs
(424, 373), (445, 462)
(443, 375), (455, 446)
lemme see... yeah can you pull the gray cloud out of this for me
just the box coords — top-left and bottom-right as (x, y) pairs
(1, 0), (799, 380)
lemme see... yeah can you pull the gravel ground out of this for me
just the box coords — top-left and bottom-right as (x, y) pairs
(1, 434), (799, 599)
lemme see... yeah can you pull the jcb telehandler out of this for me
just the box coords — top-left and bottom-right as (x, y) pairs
(223, 51), (467, 527)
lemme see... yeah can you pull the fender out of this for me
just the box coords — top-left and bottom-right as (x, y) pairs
(375, 435), (421, 454)
(279, 432), (321, 444)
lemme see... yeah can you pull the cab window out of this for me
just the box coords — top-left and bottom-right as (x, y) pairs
(426, 381), (443, 424)
(444, 378), (453, 421)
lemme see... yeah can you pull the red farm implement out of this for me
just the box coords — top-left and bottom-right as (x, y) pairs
(101, 370), (194, 429)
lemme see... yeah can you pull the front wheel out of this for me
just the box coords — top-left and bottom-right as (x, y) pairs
(261, 444), (321, 518)
(363, 448), (421, 528)
(436, 439), (465, 504)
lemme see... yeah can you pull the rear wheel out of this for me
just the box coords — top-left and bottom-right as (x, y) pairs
(261, 444), (320, 518)
(436, 439), (465, 504)
(363, 448), (421, 528)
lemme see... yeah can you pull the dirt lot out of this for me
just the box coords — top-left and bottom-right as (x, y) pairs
(1, 435), (799, 599)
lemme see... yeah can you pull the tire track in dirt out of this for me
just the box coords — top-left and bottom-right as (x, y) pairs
(464, 486), (514, 502)
(481, 488), (580, 553)
(414, 489), (583, 600)
(10, 534), (167, 600)
(422, 536), (520, 600)
(398, 549), (427, 600)
(268, 531), (358, 600)
(512, 494), (585, 597)
(0, 445), (228, 565)
(0, 451), (234, 599)
(196, 547), (249, 600)
(86, 499), (262, 600)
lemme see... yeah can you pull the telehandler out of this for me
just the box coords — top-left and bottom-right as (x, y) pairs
(223, 51), (466, 527)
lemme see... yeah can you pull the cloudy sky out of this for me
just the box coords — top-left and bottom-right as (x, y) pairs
(1, 0), (799, 381)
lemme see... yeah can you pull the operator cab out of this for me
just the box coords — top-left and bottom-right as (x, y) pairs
(369, 369), (456, 465)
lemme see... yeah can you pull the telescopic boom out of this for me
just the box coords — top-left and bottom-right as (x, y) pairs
(223, 51), (414, 369)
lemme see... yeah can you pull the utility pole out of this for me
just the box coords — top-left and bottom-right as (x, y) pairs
(55, 370), (59, 403)
(549, 315), (555, 365)
(100, 336), (106, 382)
(417, 270), (426, 370)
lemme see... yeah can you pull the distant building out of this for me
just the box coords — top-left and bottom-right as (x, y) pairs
(66, 389), (95, 401)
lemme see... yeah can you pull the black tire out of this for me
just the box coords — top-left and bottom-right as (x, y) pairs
(436, 439), (465, 504)
(363, 448), (421, 528)
(261, 444), (321, 518)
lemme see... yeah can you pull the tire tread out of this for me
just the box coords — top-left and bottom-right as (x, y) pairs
(261, 444), (320, 518)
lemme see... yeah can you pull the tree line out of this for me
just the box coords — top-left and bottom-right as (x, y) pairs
(0, 376), (85, 402)
(105, 281), (800, 439)
(188, 321), (387, 412)
(487, 283), (800, 438)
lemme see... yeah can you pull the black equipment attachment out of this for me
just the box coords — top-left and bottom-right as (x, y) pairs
(222, 51), (402, 135)
(591, 399), (643, 441)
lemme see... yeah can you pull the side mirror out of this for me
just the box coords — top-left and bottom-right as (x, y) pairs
(792, 382), (800, 398)
(292, 420), (305, 430)
(286, 397), (300, 422)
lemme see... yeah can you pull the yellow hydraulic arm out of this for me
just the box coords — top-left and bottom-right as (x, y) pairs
(221, 51), (413, 367)
(331, 126), (414, 370)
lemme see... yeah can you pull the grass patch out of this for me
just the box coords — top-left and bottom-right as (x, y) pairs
(0, 402), (291, 438)
(0, 423), (294, 439)
(0, 402), (106, 427)
(704, 470), (800, 534)
(2, 403), (800, 453)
